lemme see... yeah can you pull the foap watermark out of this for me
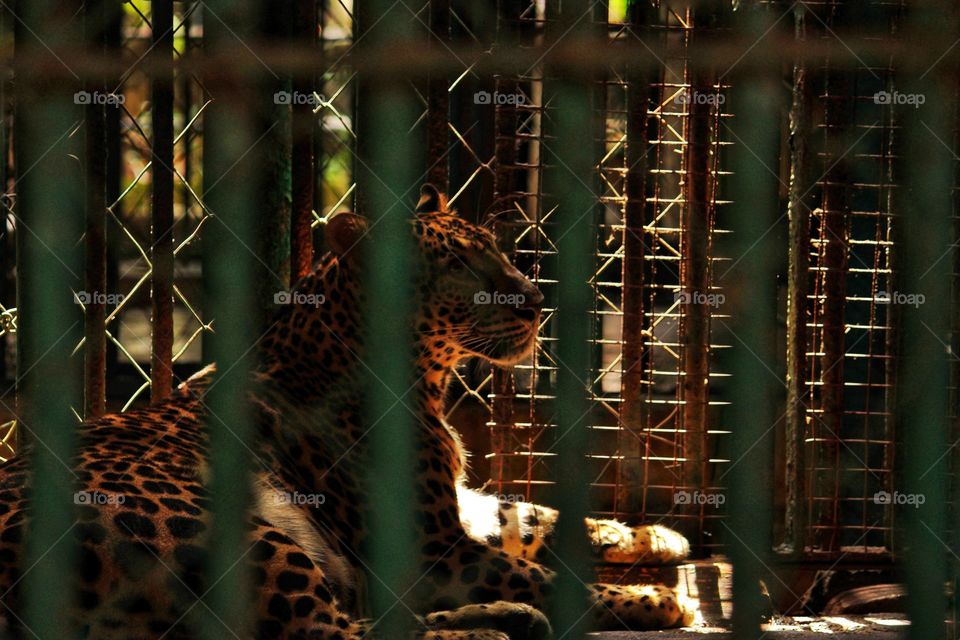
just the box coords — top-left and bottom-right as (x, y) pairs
(274, 90), (323, 106)
(273, 491), (326, 506)
(874, 490), (925, 508)
(74, 90), (125, 107)
(74, 291), (125, 306)
(274, 291), (326, 307)
(474, 90), (526, 106)
(674, 490), (725, 507)
(675, 289), (725, 308)
(873, 90), (925, 108)
(495, 494), (527, 504)
(675, 90), (725, 107)
(875, 290), (925, 308)
(474, 290), (525, 308)
(74, 491), (126, 506)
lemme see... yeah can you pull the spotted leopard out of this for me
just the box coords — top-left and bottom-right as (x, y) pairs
(0, 185), (695, 638)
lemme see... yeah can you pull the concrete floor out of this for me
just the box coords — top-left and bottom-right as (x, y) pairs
(588, 614), (908, 639)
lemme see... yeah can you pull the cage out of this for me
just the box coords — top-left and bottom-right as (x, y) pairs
(0, 0), (956, 638)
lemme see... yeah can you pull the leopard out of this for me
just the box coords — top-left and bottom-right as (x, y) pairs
(0, 184), (696, 639)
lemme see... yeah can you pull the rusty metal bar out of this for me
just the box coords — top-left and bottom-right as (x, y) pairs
(150, 0), (175, 401)
(488, 0), (525, 498)
(426, 0), (450, 190)
(0, 5), (9, 386)
(82, 0), (114, 418)
(816, 58), (853, 554)
(784, 22), (813, 554)
(291, 0), (317, 281)
(104, 7), (122, 382)
(680, 8), (717, 548)
(615, 0), (656, 521)
(7, 32), (960, 82)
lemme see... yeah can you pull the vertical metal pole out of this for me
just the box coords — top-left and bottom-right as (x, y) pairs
(721, 7), (779, 638)
(426, 0), (450, 191)
(256, 2), (292, 304)
(104, 8), (122, 382)
(15, 0), (84, 635)
(83, 0), (115, 418)
(784, 6), (813, 555)
(291, 0), (317, 281)
(818, 58), (852, 552)
(489, 0), (524, 497)
(151, 0), (175, 401)
(202, 0), (258, 636)
(953, 75), (960, 640)
(681, 7), (718, 547)
(616, 0), (655, 520)
(897, 4), (952, 638)
(356, 1), (419, 636)
(0, 2), (6, 387)
(546, 0), (594, 635)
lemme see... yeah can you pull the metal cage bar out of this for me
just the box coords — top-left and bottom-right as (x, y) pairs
(202, 0), (259, 635)
(291, 0), (318, 281)
(356, 1), (420, 635)
(15, 1), (84, 635)
(722, 5), (780, 636)
(783, 3), (814, 556)
(545, 0), (595, 633)
(150, 0), (176, 402)
(896, 2), (953, 636)
(82, 0), (115, 419)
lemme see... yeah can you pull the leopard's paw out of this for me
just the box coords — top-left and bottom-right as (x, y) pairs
(586, 519), (689, 565)
(425, 602), (552, 640)
(423, 632), (510, 640)
(590, 583), (698, 630)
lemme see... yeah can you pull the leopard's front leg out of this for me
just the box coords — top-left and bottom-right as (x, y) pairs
(410, 527), (557, 612)
(412, 531), (694, 632)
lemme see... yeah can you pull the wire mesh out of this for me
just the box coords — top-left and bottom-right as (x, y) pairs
(481, 1), (733, 557)
(799, 0), (905, 558)
(0, 3), (958, 632)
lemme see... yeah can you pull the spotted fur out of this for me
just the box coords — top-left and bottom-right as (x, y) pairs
(0, 185), (695, 638)
(457, 486), (690, 566)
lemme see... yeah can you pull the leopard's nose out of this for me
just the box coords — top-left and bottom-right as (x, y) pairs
(520, 286), (544, 311)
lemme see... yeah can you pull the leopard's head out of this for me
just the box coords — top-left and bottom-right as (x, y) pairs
(326, 185), (543, 366)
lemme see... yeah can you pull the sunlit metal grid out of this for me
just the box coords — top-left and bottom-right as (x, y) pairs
(800, 0), (904, 557)
(480, 1), (734, 557)
(485, 0), (556, 505)
(590, 3), (733, 555)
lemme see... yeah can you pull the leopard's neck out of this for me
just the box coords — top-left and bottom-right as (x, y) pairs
(251, 252), (465, 467)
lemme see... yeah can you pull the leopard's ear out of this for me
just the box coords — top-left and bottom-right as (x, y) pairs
(416, 183), (451, 214)
(325, 212), (369, 258)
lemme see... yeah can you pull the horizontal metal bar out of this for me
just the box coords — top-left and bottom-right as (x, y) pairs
(2, 31), (959, 81)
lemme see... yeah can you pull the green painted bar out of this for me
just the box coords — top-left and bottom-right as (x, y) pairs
(721, 8), (780, 639)
(202, 0), (258, 637)
(15, 0), (84, 636)
(896, 3), (952, 638)
(545, 0), (595, 636)
(355, 2), (420, 637)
